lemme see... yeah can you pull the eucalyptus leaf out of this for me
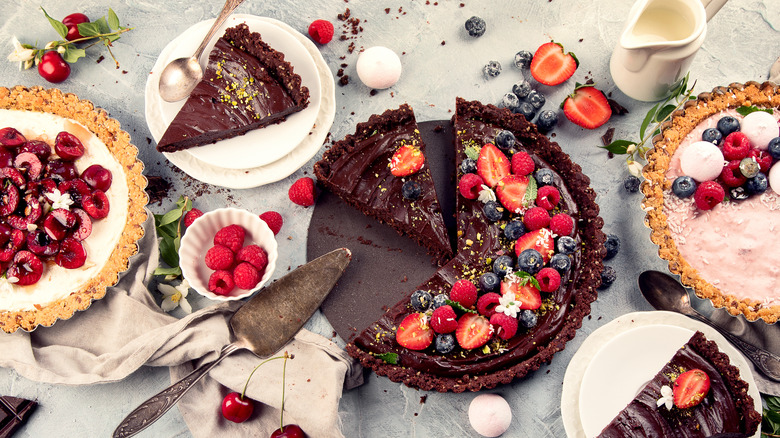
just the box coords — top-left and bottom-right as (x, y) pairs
(108, 8), (120, 30)
(40, 8), (68, 39)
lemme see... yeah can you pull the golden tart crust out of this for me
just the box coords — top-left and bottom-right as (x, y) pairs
(642, 81), (780, 323)
(0, 86), (148, 333)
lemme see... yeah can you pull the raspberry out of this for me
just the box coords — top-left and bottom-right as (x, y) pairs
(236, 245), (268, 273)
(523, 206), (550, 231)
(205, 244), (235, 270)
(489, 313), (518, 340)
(549, 213), (574, 237)
(694, 181), (725, 211)
(430, 305), (458, 334)
(289, 177), (316, 207)
(208, 270), (235, 296)
(259, 211), (283, 235)
(459, 173), (484, 200)
(536, 185), (560, 210)
(450, 279), (478, 308)
(511, 151), (535, 176)
(721, 132), (751, 160)
(233, 262), (261, 290)
(308, 19), (334, 44)
(719, 160), (746, 187)
(183, 208), (203, 227)
(749, 149), (772, 173)
(214, 224), (245, 253)
(536, 267), (561, 292)
(476, 292), (501, 318)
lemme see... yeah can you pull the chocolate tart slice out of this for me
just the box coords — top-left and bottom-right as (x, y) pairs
(314, 104), (453, 264)
(597, 330), (761, 437)
(345, 98), (605, 392)
(156, 23), (310, 153)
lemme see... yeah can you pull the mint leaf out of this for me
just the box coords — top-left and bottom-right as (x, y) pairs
(736, 105), (773, 116)
(513, 271), (541, 290)
(465, 144), (480, 161)
(446, 299), (477, 314)
(600, 139), (636, 155)
(373, 352), (398, 364)
(41, 7), (68, 39)
(107, 8), (120, 30)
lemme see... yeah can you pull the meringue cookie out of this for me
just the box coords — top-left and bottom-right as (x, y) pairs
(468, 393), (512, 437)
(680, 141), (725, 182)
(741, 110), (779, 150)
(356, 46), (402, 89)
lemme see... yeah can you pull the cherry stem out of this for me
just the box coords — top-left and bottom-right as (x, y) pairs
(240, 352), (289, 400)
(279, 353), (289, 432)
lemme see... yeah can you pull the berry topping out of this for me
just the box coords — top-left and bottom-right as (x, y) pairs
(308, 19), (334, 44)
(478, 272), (500, 292)
(214, 224), (245, 253)
(208, 270), (235, 296)
(549, 213), (574, 237)
(514, 228), (554, 263)
(464, 16), (487, 37)
(410, 289), (433, 312)
(37, 51), (70, 83)
(476, 292), (501, 318)
(431, 293), (449, 310)
(7, 250), (43, 286)
(0, 127), (26, 147)
(492, 255), (515, 278)
(183, 208), (203, 228)
(450, 279), (478, 308)
(26, 229), (59, 257)
(530, 41), (578, 86)
(746, 172), (768, 195)
(80, 164), (112, 192)
(701, 128), (723, 145)
(0, 167), (25, 187)
(748, 149), (772, 173)
(496, 174), (533, 214)
(604, 234), (620, 260)
(535, 185), (560, 210)
(477, 143), (510, 188)
(482, 200), (504, 222)
(205, 245), (235, 271)
(514, 102), (536, 121)
(536, 110), (559, 133)
(236, 245), (268, 272)
(489, 313), (519, 340)
(435, 333), (456, 354)
(513, 51), (533, 70)
(459, 173), (485, 200)
(8, 195), (42, 230)
(519, 309), (538, 329)
(455, 313), (493, 350)
(523, 206), (551, 231)
(494, 130), (516, 150)
(550, 253), (572, 273)
(390, 144), (425, 177)
(623, 175), (641, 193)
(259, 211), (283, 235)
(769, 137), (780, 160)
(671, 176), (698, 198)
(556, 235), (577, 254)
(81, 190), (109, 219)
(397, 313), (434, 351)
(562, 83), (612, 129)
(499, 93), (520, 112)
(721, 132), (751, 160)
(13, 152), (42, 181)
(693, 181), (725, 210)
(233, 262), (261, 290)
(526, 90), (546, 110)
(516, 248), (544, 275)
(719, 160), (747, 188)
(503, 219), (526, 240)
(288, 177), (316, 207)
(54, 131), (85, 161)
(716, 116), (740, 137)
(512, 79), (532, 98)
(45, 160), (78, 183)
(536, 267), (562, 292)
(20, 140), (51, 161)
(401, 180), (422, 200)
(58, 178), (91, 206)
(511, 151), (535, 176)
(42, 209), (76, 241)
(673, 369), (711, 409)
(460, 157), (477, 174)
(482, 61), (502, 78)
(534, 168), (555, 186)
(0, 184), (19, 216)
(599, 266), (617, 289)
(501, 280), (542, 310)
(430, 305), (458, 334)
(55, 237), (86, 269)
(70, 208), (92, 241)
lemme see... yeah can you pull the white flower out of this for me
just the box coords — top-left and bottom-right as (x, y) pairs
(7, 36), (35, 68)
(478, 185), (496, 203)
(627, 160), (644, 178)
(45, 189), (74, 211)
(495, 292), (520, 318)
(656, 385), (674, 410)
(158, 279), (192, 314)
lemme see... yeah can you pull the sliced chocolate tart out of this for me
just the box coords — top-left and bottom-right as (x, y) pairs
(597, 330), (761, 437)
(156, 23), (310, 153)
(314, 104), (453, 264)
(344, 98), (605, 392)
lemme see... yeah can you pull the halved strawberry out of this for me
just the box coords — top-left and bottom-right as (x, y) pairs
(562, 83), (612, 129)
(530, 41), (578, 86)
(455, 313), (494, 350)
(496, 174), (537, 214)
(673, 369), (711, 409)
(396, 313), (434, 351)
(390, 144), (425, 177)
(514, 228), (555, 263)
(477, 143), (510, 188)
(500, 279), (542, 310)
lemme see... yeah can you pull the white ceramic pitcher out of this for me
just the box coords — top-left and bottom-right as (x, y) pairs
(610, 0), (727, 102)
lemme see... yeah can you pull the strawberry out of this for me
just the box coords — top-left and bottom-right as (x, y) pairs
(673, 369), (711, 409)
(477, 144), (510, 188)
(500, 279), (542, 310)
(390, 144), (425, 177)
(562, 83), (612, 129)
(514, 227), (555, 263)
(455, 313), (494, 350)
(530, 41), (578, 86)
(496, 174), (536, 214)
(396, 313), (434, 351)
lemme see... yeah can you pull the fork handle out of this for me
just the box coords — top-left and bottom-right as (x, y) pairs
(113, 343), (242, 438)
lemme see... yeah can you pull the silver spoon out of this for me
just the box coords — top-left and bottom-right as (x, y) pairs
(638, 270), (780, 382)
(158, 0), (245, 102)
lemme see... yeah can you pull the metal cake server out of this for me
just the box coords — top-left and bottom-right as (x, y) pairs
(113, 248), (351, 438)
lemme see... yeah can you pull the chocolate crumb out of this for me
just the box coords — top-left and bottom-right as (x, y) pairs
(96, 55), (105, 64)
(370, 89), (378, 96)
(460, 2), (465, 6)
(146, 137), (152, 144)
(385, 7), (390, 13)
(337, 68), (344, 77)
(607, 98), (629, 115)
(579, 38), (583, 42)
(601, 127), (615, 146)
(340, 63), (348, 68)
(144, 175), (171, 206)
(420, 395), (427, 404)
(441, 40), (446, 45)
(339, 75), (350, 86)
(121, 70), (128, 74)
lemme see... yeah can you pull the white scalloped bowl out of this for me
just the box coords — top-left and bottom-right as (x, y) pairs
(179, 208), (278, 301)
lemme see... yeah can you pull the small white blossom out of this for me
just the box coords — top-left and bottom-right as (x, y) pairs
(495, 292), (520, 318)
(478, 185), (496, 203)
(45, 189), (74, 211)
(44, 41), (58, 50)
(627, 160), (643, 178)
(626, 144), (637, 155)
(7, 36), (35, 70)
(656, 385), (674, 410)
(158, 279), (192, 314)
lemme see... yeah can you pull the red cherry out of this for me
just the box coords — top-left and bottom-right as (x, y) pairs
(221, 392), (254, 423)
(62, 13), (90, 41)
(38, 51), (70, 83)
(81, 164), (113, 192)
(270, 424), (306, 438)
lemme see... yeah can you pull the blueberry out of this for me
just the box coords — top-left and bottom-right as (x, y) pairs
(493, 255), (515, 278)
(701, 128), (723, 145)
(518, 309), (538, 329)
(550, 253), (571, 273)
(671, 176), (697, 198)
(460, 157), (477, 174)
(556, 236), (577, 254)
(729, 186), (748, 200)
(499, 93), (520, 111)
(534, 168), (555, 186)
(435, 333), (456, 354)
(513, 102), (536, 121)
(483, 200), (504, 222)
(402, 180), (421, 200)
(431, 294), (449, 310)
(716, 116), (740, 137)
(536, 110), (558, 132)
(512, 80), (532, 98)
(598, 266), (617, 289)
(516, 248), (543, 275)
(746, 172), (768, 194)
(495, 130), (516, 150)
(623, 175), (640, 193)
(604, 234), (620, 260)
(769, 137), (780, 160)
(739, 158), (760, 178)
(410, 289), (433, 312)
(504, 219), (526, 240)
(465, 16), (486, 37)
(513, 50), (533, 70)
(478, 272), (500, 292)
(526, 90), (546, 109)
(483, 60), (502, 78)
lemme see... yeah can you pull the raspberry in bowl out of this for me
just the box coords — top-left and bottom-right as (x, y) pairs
(179, 208), (278, 301)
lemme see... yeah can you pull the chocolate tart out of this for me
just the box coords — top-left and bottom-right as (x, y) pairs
(642, 81), (780, 323)
(314, 104), (452, 264)
(344, 98), (605, 392)
(597, 330), (761, 437)
(156, 23), (310, 153)
(0, 86), (148, 333)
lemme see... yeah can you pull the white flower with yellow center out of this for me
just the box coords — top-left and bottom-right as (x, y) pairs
(478, 185), (496, 203)
(158, 279), (192, 314)
(495, 292), (520, 318)
(656, 385), (674, 410)
(7, 36), (35, 69)
(45, 189), (74, 211)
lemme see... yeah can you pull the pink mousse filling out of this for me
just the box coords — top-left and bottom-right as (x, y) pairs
(664, 109), (780, 307)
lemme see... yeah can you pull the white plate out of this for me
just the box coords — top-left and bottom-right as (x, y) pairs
(561, 311), (761, 438)
(145, 16), (335, 188)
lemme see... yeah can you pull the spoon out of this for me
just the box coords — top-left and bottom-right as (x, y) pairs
(638, 270), (780, 382)
(158, 0), (245, 102)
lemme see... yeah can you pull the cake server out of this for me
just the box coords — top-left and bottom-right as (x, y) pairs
(638, 270), (780, 382)
(113, 247), (351, 438)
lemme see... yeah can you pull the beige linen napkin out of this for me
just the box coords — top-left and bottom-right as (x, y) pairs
(0, 211), (362, 437)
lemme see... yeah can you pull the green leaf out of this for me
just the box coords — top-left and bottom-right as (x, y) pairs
(108, 8), (120, 30)
(76, 22), (101, 38)
(105, 34), (121, 43)
(736, 105), (773, 116)
(159, 236), (179, 268)
(61, 46), (86, 63)
(154, 266), (181, 276)
(94, 17), (111, 35)
(766, 395), (780, 411)
(599, 139), (636, 155)
(655, 104), (676, 123)
(640, 102), (661, 140)
(373, 352), (398, 364)
(41, 7), (68, 39)
(465, 144), (480, 161)
(159, 208), (182, 226)
(446, 299), (477, 314)
(514, 271), (541, 290)
(173, 235), (181, 254)
(523, 176), (538, 208)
